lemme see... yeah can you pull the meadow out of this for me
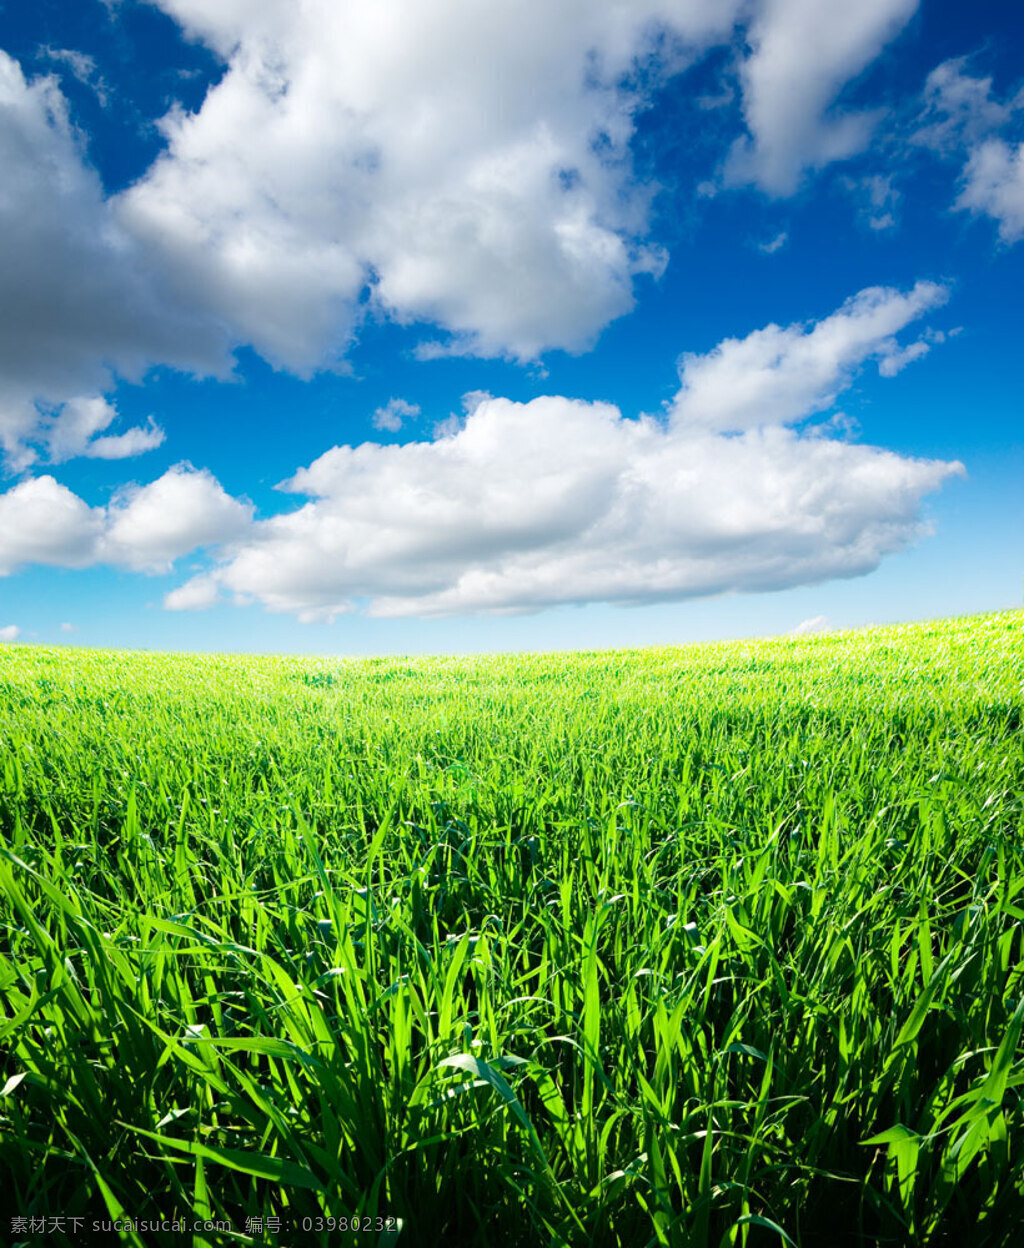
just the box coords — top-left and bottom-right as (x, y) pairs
(1, 610), (1022, 1247)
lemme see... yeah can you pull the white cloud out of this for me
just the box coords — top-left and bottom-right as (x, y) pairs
(877, 338), (930, 376)
(103, 466), (253, 571)
(121, 0), (748, 366)
(0, 51), (225, 467)
(60, 622), (78, 633)
(45, 397), (165, 463)
(119, 0), (926, 365)
(956, 139), (1024, 243)
(0, 625), (20, 643)
(0, 476), (105, 574)
(791, 614), (831, 634)
(725, 0), (918, 194)
(0, 3), (940, 461)
(670, 281), (946, 433)
(38, 46), (109, 107)
(162, 284), (962, 620)
(857, 174), (901, 230)
(0, 465), (252, 577)
(164, 573), (222, 612)
(912, 57), (1024, 243)
(758, 231), (788, 253)
(85, 418), (166, 460)
(46, 397), (116, 463)
(913, 58), (1021, 154)
(0, 285), (962, 620)
(372, 398), (421, 433)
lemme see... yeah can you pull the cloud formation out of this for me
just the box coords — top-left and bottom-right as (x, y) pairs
(913, 57), (1021, 154)
(0, 51), (224, 467)
(103, 466), (254, 572)
(913, 57), (1024, 242)
(725, 0), (918, 193)
(669, 282), (946, 432)
(0, 286), (957, 616)
(127, 0), (928, 359)
(123, 0), (741, 366)
(0, 466), (251, 577)
(152, 284), (960, 619)
(758, 231), (788, 254)
(372, 398), (421, 434)
(45, 397), (165, 463)
(956, 139), (1024, 243)
(0, 3), (935, 466)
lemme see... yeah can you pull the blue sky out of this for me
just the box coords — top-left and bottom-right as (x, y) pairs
(0, 0), (1021, 655)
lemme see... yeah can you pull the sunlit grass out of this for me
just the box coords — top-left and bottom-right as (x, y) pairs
(1, 610), (1022, 1245)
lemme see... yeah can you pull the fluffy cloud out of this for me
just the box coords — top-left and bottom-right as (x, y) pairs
(103, 466), (254, 571)
(0, 284), (959, 615)
(0, 625), (20, 643)
(0, 3), (932, 460)
(725, 0), (918, 194)
(161, 284), (961, 620)
(0, 52), (226, 467)
(45, 397), (165, 463)
(0, 476), (105, 574)
(123, 0), (745, 366)
(127, 0), (929, 358)
(0, 466), (252, 577)
(86, 420), (167, 461)
(670, 282), (946, 432)
(163, 574), (223, 612)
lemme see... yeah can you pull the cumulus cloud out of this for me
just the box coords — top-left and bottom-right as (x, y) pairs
(127, 0), (929, 356)
(0, 465), (252, 577)
(86, 419), (167, 460)
(670, 281), (946, 433)
(725, 0), (918, 194)
(0, 476), (105, 574)
(0, 285), (959, 615)
(0, 625), (20, 643)
(159, 284), (962, 620)
(103, 466), (254, 571)
(164, 574), (223, 612)
(0, 3), (938, 461)
(45, 397), (165, 463)
(372, 398), (421, 433)
(0, 50), (224, 467)
(122, 0), (747, 366)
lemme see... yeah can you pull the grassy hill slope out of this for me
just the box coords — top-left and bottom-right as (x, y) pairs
(1, 611), (1022, 1245)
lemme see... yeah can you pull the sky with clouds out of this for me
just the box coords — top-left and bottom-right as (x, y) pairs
(0, 0), (1021, 654)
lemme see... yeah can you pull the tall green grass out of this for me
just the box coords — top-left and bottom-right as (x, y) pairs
(1, 611), (1022, 1246)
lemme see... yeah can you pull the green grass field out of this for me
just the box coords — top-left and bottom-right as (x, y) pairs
(1, 611), (1022, 1246)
